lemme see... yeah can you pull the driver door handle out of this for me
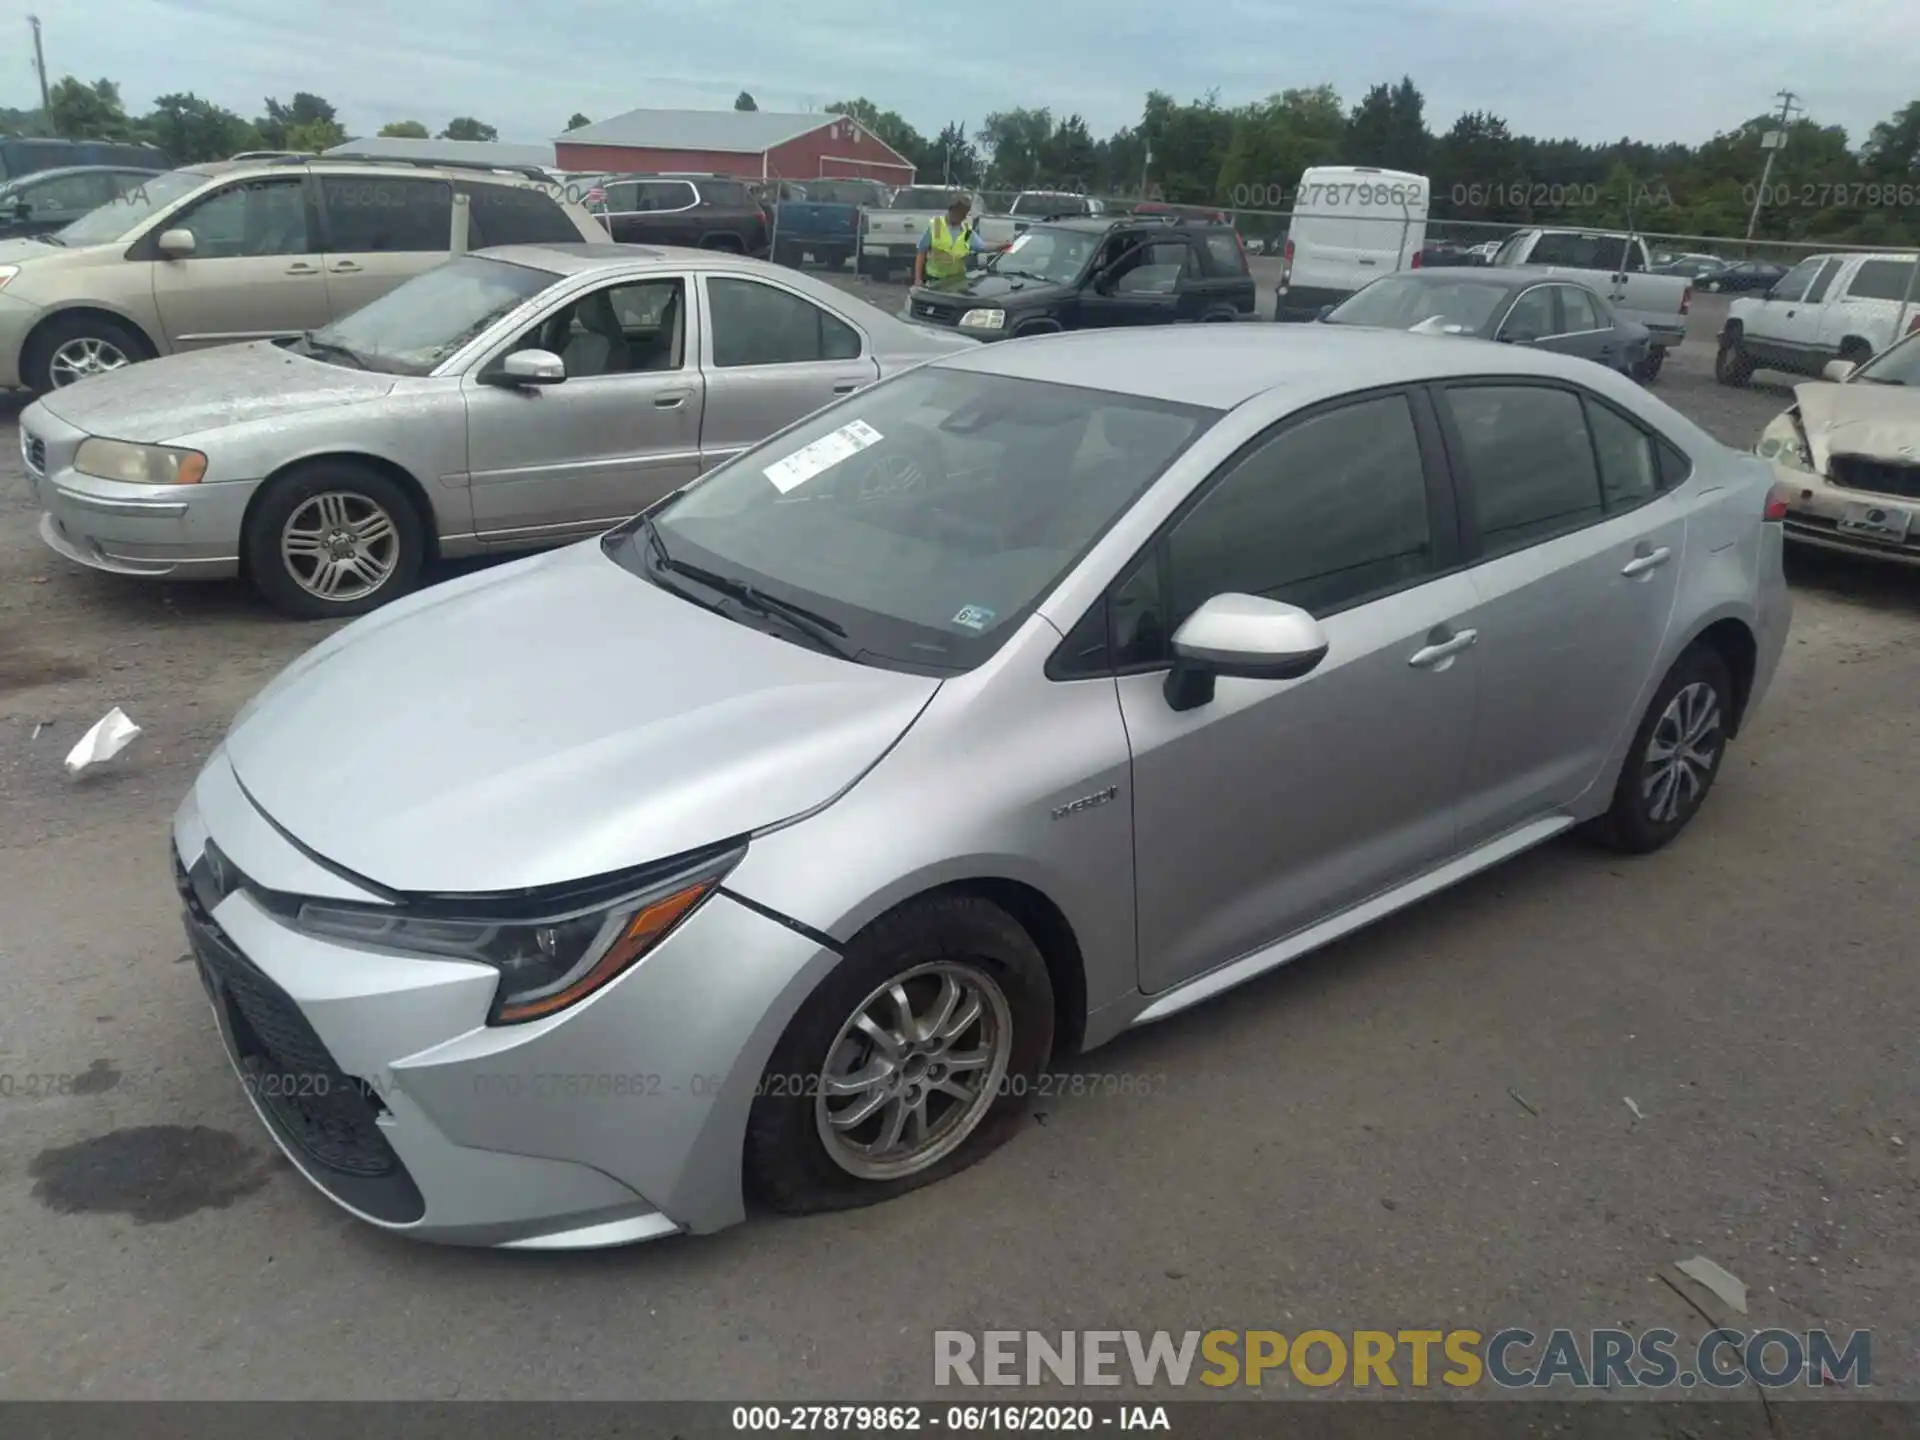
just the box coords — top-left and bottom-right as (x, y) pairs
(285, 262), (319, 275)
(1621, 546), (1672, 577)
(833, 380), (861, 394)
(1408, 628), (1478, 668)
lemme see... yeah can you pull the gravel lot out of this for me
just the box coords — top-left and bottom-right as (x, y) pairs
(2, 286), (1917, 1406)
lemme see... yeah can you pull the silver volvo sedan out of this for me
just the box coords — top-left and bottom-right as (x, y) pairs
(172, 325), (1791, 1248)
(20, 244), (971, 618)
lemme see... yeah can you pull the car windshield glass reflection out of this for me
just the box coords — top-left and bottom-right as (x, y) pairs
(620, 367), (1216, 674)
(301, 256), (557, 375)
(990, 227), (1099, 284)
(56, 168), (208, 245)
(1328, 277), (1509, 334)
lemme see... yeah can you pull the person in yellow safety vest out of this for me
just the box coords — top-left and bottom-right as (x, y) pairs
(913, 194), (1011, 288)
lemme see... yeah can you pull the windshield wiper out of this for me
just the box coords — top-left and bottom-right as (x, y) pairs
(638, 518), (854, 657)
(32, 233), (65, 246)
(300, 331), (368, 370)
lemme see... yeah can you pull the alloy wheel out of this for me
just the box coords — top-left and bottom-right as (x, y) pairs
(49, 336), (131, 387)
(280, 491), (401, 603)
(815, 961), (1013, 1181)
(1643, 681), (1721, 824)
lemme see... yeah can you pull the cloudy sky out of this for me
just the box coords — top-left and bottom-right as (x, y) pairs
(5, 0), (1917, 148)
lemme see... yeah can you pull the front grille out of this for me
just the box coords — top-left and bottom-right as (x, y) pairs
(911, 299), (957, 325)
(20, 429), (45, 476)
(174, 845), (406, 1183)
(1828, 455), (1920, 501)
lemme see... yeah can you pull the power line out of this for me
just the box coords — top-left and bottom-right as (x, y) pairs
(1743, 89), (1803, 242)
(28, 15), (53, 125)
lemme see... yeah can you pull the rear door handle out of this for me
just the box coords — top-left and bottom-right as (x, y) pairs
(1408, 628), (1478, 668)
(1621, 546), (1672, 577)
(286, 262), (319, 274)
(328, 261), (362, 274)
(832, 381), (861, 394)
(654, 391), (690, 409)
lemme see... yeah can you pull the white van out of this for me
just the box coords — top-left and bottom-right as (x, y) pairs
(1275, 166), (1429, 322)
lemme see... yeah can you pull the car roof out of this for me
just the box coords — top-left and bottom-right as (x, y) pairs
(0, 163), (157, 188)
(1374, 267), (1586, 291)
(928, 323), (1630, 410)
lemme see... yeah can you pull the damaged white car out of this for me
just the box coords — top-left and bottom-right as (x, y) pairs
(1757, 331), (1920, 564)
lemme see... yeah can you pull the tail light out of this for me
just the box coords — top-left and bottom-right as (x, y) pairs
(1908, 312), (1920, 335)
(1764, 482), (1790, 522)
(1281, 236), (1294, 287)
(1410, 248), (1423, 269)
(1681, 284), (1693, 316)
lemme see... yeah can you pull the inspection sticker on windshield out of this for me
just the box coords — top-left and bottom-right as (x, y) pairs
(952, 604), (996, 631)
(763, 419), (884, 493)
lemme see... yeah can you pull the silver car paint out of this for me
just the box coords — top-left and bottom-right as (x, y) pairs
(23, 244), (974, 579)
(174, 325), (1790, 1246)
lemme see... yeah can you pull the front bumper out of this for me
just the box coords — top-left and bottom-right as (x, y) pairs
(171, 752), (840, 1247)
(22, 406), (252, 579)
(1772, 459), (1920, 568)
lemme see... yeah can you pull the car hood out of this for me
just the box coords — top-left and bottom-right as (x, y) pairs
(925, 272), (1074, 306)
(1793, 380), (1920, 473)
(32, 341), (397, 441)
(223, 541), (941, 894)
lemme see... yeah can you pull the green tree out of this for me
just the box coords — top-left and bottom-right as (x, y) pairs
(139, 93), (260, 163)
(1043, 114), (1098, 190)
(1218, 87), (1345, 210)
(440, 117), (498, 142)
(1138, 91), (1234, 204)
(1346, 77), (1429, 177)
(378, 120), (431, 139)
(258, 92), (336, 149)
(734, 91), (758, 112)
(286, 118), (347, 153)
(47, 77), (130, 140)
(565, 112), (591, 131)
(979, 107), (1054, 190)
(928, 122), (979, 186)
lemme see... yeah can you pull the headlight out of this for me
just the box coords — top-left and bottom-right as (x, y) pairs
(74, 437), (208, 485)
(0, 264), (18, 291)
(289, 844), (744, 1024)
(959, 308), (1007, 331)
(1755, 412), (1812, 471)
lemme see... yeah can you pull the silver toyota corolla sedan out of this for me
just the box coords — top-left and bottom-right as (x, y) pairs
(173, 325), (1791, 1248)
(19, 244), (972, 618)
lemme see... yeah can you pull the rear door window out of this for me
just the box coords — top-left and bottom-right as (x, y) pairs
(1443, 384), (1605, 557)
(1845, 259), (1919, 302)
(464, 183), (582, 246)
(320, 175), (452, 253)
(1557, 285), (1603, 333)
(636, 181), (697, 212)
(1201, 232), (1248, 275)
(706, 276), (861, 366)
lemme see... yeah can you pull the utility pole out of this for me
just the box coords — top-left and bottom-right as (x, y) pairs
(1744, 89), (1801, 242)
(1140, 144), (1151, 200)
(28, 15), (53, 129)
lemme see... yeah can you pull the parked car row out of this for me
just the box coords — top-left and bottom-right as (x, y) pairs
(1717, 250), (1920, 385)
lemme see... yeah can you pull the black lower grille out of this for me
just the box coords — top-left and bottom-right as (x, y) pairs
(911, 299), (957, 324)
(174, 846), (420, 1212)
(1828, 455), (1920, 501)
(23, 433), (45, 475)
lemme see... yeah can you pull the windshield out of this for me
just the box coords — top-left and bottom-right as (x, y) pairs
(892, 187), (960, 211)
(991, 227), (1101, 285)
(1850, 329), (1920, 387)
(1327, 277), (1509, 334)
(1011, 193), (1092, 217)
(301, 255), (557, 375)
(54, 168), (211, 246)
(623, 367), (1215, 673)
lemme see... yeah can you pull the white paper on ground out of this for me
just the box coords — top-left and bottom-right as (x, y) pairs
(1676, 1255), (1748, 1315)
(65, 707), (141, 776)
(763, 419), (885, 493)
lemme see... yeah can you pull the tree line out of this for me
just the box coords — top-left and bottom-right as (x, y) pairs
(8, 74), (1919, 246)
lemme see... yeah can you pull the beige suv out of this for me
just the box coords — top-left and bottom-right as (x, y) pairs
(0, 155), (608, 393)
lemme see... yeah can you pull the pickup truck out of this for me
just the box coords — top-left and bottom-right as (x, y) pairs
(860, 186), (1019, 280)
(771, 178), (892, 271)
(1717, 251), (1920, 386)
(1489, 228), (1693, 378)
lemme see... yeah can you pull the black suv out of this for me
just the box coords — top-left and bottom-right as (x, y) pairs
(903, 217), (1254, 338)
(592, 174), (772, 257)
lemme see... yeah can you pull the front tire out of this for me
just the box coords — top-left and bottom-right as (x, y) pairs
(1587, 645), (1733, 855)
(23, 313), (153, 394)
(745, 895), (1054, 1215)
(1714, 335), (1754, 387)
(243, 462), (425, 620)
(1633, 347), (1665, 382)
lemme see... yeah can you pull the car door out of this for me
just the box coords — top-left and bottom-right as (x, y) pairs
(1739, 255), (1825, 366)
(1816, 257), (1917, 360)
(461, 273), (706, 541)
(1113, 389), (1482, 994)
(148, 174), (331, 347)
(1435, 381), (1686, 847)
(694, 272), (878, 470)
(316, 174), (454, 320)
(1534, 284), (1619, 368)
(1080, 237), (1192, 328)
(1765, 257), (1842, 369)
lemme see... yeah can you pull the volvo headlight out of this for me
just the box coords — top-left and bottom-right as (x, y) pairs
(959, 308), (1007, 331)
(290, 844), (744, 1025)
(75, 437), (208, 485)
(1754, 411), (1812, 472)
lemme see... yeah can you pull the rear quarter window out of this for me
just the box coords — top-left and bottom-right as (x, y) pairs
(1201, 232), (1248, 276)
(1845, 259), (1919, 302)
(465, 184), (585, 246)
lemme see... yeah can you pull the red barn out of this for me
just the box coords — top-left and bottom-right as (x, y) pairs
(553, 110), (914, 184)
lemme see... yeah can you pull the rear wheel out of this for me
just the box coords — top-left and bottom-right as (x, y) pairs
(23, 313), (154, 394)
(745, 896), (1054, 1215)
(244, 462), (426, 620)
(1714, 334), (1754, 387)
(1587, 645), (1733, 854)
(1633, 347), (1666, 382)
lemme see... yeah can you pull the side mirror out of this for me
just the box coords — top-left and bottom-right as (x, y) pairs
(1823, 358), (1857, 383)
(1162, 593), (1330, 712)
(156, 228), (196, 258)
(489, 348), (566, 387)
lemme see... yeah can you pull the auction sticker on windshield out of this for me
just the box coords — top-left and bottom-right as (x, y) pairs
(763, 420), (884, 493)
